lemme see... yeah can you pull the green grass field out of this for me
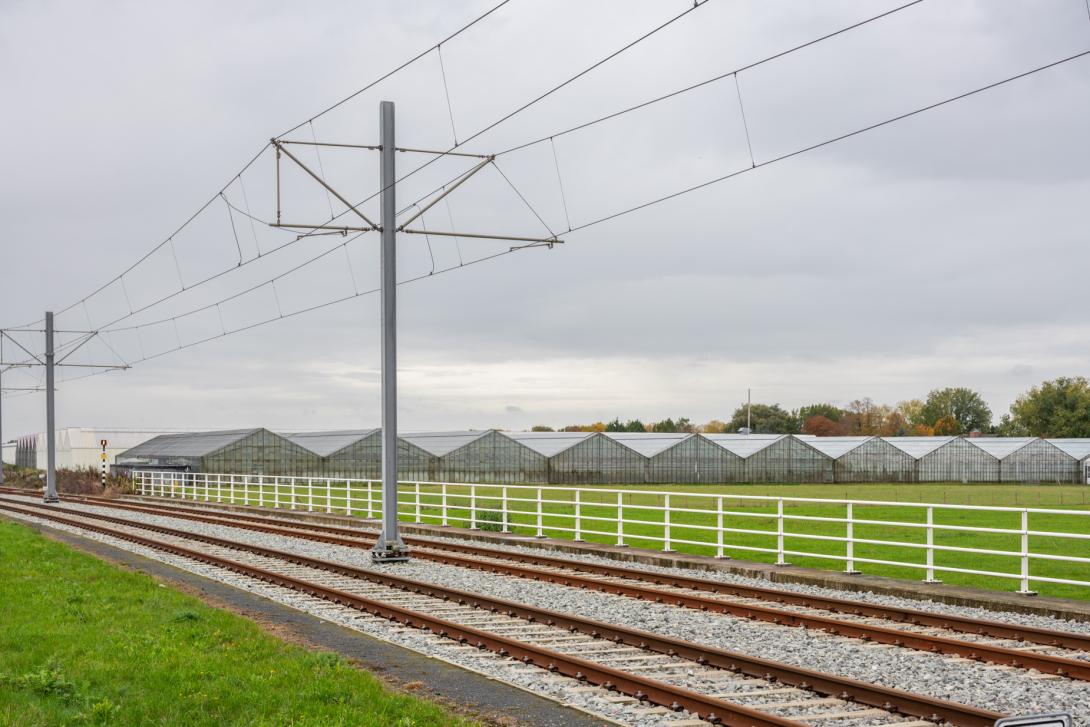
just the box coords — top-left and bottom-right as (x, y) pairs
(0, 520), (474, 727)
(149, 479), (1090, 601)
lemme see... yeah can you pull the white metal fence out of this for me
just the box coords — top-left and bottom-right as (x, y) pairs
(132, 470), (1090, 594)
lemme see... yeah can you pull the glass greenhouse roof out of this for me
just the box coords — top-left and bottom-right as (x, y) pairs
(502, 431), (594, 457)
(882, 436), (956, 458)
(400, 431), (491, 457)
(804, 436), (873, 459)
(1046, 439), (1090, 460)
(281, 430), (378, 457)
(602, 432), (692, 457)
(965, 437), (1037, 459)
(702, 433), (784, 458)
(118, 429), (261, 458)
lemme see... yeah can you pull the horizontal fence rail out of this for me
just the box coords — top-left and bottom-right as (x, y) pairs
(132, 471), (1090, 595)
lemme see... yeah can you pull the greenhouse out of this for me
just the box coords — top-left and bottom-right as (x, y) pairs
(115, 428), (315, 476)
(547, 432), (647, 484)
(704, 434), (834, 483)
(979, 438), (1078, 483)
(914, 437), (998, 482)
(805, 436), (917, 483)
(283, 430), (379, 478)
(436, 430), (547, 483)
(645, 433), (746, 483)
(113, 430), (1090, 484)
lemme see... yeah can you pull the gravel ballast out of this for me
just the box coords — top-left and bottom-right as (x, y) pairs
(6, 495), (1090, 721)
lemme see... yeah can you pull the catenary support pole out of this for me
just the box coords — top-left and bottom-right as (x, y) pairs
(372, 100), (409, 563)
(44, 311), (58, 503)
(0, 363), (4, 485)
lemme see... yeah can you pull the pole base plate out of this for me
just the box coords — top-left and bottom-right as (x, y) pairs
(42, 496), (60, 504)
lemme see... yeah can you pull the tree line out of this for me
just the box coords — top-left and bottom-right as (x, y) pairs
(532, 377), (1090, 438)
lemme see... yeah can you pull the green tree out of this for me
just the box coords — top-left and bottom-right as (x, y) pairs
(605, 418), (626, 432)
(624, 419), (647, 432)
(896, 399), (925, 426)
(530, 425), (554, 432)
(797, 403), (842, 423)
(650, 418), (677, 433)
(919, 387), (992, 433)
(727, 403), (799, 434)
(1008, 377), (1090, 437)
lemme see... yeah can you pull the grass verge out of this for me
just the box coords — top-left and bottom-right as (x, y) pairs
(0, 519), (475, 727)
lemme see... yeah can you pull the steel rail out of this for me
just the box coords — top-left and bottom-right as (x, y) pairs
(0, 498), (1002, 727)
(46, 490), (1090, 660)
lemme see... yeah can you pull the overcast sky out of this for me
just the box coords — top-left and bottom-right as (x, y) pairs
(2, 0), (1089, 436)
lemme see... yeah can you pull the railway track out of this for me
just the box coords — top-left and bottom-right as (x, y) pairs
(0, 497), (1002, 727)
(14, 489), (1089, 681)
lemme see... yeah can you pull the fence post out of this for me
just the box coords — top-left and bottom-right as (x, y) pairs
(616, 491), (626, 546)
(574, 489), (583, 542)
(441, 483), (449, 526)
(307, 478), (314, 512)
(367, 481), (375, 519)
(663, 493), (673, 552)
(1018, 509), (1037, 595)
(536, 487), (544, 538)
(230, 475), (235, 505)
(775, 498), (788, 566)
(470, 485), (478, 530)
(716, 496), (727, 559)
(415, 482), (422, 524)
(502, 486), (510, 533)
(274, 477), (281, 509)
(924, 506), (941, 583)
(844, 502), (860, 574)
(326, 479), (332, 513)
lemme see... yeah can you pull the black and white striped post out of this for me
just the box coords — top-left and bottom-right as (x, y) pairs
(99, 438), (108, 490)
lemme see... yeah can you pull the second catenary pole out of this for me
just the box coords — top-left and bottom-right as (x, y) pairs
(372, 100), (409, 562)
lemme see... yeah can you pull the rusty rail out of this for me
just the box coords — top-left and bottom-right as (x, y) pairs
(0, 498), (1004, 726)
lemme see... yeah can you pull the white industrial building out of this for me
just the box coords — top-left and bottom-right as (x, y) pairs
(14, 428), (180, 472)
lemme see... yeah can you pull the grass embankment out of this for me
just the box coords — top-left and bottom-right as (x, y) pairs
(0, 519), (474, 727)
(165, 480), (1090, 601)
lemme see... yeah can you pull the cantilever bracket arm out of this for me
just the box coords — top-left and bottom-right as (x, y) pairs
(269, 223), (374, 233)
(397, 157), (494, 231)
(0, 330), (43, 365)
(400, 229), (562, 245)
(54, 332), (99, 365)
(270, 139), (379, 229)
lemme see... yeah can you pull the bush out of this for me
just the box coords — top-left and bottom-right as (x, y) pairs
(474, 507), (504, 532)
(1, 466), (132, 496)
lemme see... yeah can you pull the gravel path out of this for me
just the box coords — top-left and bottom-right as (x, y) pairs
(9, 495), (1090, 721)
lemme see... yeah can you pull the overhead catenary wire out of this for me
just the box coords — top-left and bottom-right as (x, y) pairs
(496, 0), (928, 157)
(58, 44), (1090, 384)
(15, 0), (517, 332)
(56, 0), (708, 341)
(10, 2), (1082, 389)
(563, 47), (1090, 236)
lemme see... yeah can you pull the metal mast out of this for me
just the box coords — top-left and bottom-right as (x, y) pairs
(44, 312), (58, 502)
(372, 100), (409, 562)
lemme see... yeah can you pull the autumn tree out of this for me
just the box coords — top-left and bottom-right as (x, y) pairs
(801, 415), (843, 436)
(727, 403), (799, 434)
(933, 415), (961, 435)
(1008, 377), (1090, 437)
(700, 419), (729, 433)
(919, 388), (992, 433)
